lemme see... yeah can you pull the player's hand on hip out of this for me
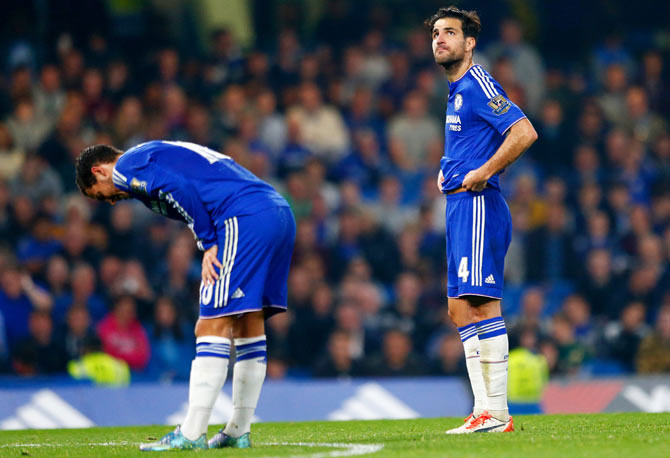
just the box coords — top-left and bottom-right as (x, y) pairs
(462, 168), (489, 192)
(202, 244), (223, 285)
(437, 169), (445, 193)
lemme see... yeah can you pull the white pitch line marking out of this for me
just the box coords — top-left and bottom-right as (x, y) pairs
(260, 441), (385, 457)
(0, 441), (385, 457)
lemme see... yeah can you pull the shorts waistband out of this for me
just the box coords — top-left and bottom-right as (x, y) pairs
(446, 186), (500, 200)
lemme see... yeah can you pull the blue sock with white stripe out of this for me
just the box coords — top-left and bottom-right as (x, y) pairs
(181, 336), (230, 441)
(224, 335), (267, 437)
(475, 317), (509, 421)
(458, 324), (487, 417)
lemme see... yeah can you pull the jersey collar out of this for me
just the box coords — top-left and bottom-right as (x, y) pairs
(448, 62), (474, 91)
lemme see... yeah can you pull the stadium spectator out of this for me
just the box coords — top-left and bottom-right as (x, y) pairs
(335, 129), (389, 196)
(636, 305), (670, 373)
(598, 64), (629, 126)
(378, 51), (413, 117)
(60, 221), (100, 267)
(571, 144), (604, 188)
(623, 86), (667, 146)
(265, 307), (295, 369)
(343, 87), (385, 145)
(254, 89), (287, 156)
(68, 334), (130, 386)
(6, 97), (52, 153)
(533, 100), (571, 171)
(551, 313), (591, 375)
(507, 327), (548, 411)
(10, 156), (62, 209)
(12, 309), (68, 375)
(577, 249), (625, 320)
(53, 262), (106, 324)
(524, 203), (577, 284)
(0, 123), (24, 180)
(637, 51), (669, 113)
(508, 288), (549, 346)
(486, 18), (545, 115)
(367, 175), (418, 235)
(145, 296), (194, 381)
(361, 328), (428, 377)
(97, 295), (150, 371)
(286, 82), (350, 163)
(32, 64), (66, 127)
(383, 271), (434, 351)
(16, 213), (61, 273)
(314, 330), (364, 378)
(387, 90), (440, 170)
(430, 332), (466, 376)
(57, 304), (96, 361)
(561, 294), (597, 350)
(602, 301), (650, 372)
(509, 173), (546, 230)
(0, 262), (52, 350)
(37, 103), (87, 183)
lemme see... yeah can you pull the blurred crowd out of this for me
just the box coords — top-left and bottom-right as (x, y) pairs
(0, 4), (668, 384)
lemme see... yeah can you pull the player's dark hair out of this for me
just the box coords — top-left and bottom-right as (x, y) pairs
(425, 6), (481, 40)
(74, 144), (123, 193)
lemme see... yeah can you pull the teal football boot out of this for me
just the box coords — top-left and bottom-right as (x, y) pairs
(139, 426), (208, 451)
(207, 430), (251, 449)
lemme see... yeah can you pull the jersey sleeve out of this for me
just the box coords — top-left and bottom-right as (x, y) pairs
(112, 147), (153, 193)
(470, 67), (527, 135)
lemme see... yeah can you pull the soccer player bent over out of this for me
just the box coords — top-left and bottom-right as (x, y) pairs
(426, 7), (538, 433)
(75, 141), (295, 450)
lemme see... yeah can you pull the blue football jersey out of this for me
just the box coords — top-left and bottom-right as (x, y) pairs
(440, 64), (527, 192)
(112, 140), (289, 251)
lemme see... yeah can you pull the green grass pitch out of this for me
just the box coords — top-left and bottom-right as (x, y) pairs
(0, 413), (668, 457)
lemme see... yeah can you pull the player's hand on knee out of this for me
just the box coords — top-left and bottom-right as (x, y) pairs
(202, 245), (223, 285)
(462, 168), (489, 192)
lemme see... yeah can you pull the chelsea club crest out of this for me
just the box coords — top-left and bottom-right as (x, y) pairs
(454, 93), (463, 111)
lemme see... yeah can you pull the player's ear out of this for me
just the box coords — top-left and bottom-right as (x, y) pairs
(465, 37), (476, 53)
(91, 165), (106, 179)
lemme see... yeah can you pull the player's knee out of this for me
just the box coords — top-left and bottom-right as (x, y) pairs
(447, 306), (467, 327)
(471, 307), (485, 322)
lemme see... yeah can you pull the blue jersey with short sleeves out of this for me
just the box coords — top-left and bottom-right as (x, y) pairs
(112, 140), (289, 251)
(440, 64), (526, 192)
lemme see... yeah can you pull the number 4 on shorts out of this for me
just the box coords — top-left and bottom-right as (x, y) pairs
(458, 257), (469, 283)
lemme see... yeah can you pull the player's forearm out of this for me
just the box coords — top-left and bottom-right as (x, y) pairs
(480, 118), (538, 179)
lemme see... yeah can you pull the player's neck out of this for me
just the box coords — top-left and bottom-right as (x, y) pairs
(445, 57), (473, 83)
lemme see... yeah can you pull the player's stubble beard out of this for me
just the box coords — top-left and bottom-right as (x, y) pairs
(435, 42), (467, 74)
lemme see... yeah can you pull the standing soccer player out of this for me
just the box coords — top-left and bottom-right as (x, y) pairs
(75, 140), (296, 450)
(426, 7), (538, 433)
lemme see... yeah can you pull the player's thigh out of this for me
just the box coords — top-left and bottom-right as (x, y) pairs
(232, 311), (266, 339)
(467, 296), (502, 322)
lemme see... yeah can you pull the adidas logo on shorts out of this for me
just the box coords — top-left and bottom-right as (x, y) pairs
(231, 288), (245, 299)
(485, 274), (495, 285)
